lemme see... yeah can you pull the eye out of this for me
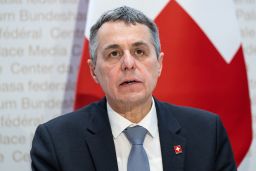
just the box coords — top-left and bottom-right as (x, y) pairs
(109, 50), (122, 58)
(134, 49), (144, 57)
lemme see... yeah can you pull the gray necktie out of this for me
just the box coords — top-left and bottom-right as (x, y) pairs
(124, 126), (150, 171)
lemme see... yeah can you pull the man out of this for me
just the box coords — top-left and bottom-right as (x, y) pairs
(30, 6), (237, 171)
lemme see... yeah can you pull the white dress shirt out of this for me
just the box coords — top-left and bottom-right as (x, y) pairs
(107, 99), (163, 171)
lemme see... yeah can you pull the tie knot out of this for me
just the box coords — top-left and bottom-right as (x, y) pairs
(124, 126), (147, 145)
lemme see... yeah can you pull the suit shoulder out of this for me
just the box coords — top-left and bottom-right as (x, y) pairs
(156, 100), (219, 124)
(155, 100), (223, 137)
(42, 99), (106, 130)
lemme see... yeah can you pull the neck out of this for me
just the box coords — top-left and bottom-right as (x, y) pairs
(108, 97), (153, 123)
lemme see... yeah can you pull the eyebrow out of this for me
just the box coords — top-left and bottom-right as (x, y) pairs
(103, 44), (120, 51)
(132, 41), (149, 48)
(103, 41), (150, 51)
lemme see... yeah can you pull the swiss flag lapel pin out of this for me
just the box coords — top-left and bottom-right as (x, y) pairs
(173, 145), (182, 154)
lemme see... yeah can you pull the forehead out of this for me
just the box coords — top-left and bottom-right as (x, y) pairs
(96, 21), (152, 46)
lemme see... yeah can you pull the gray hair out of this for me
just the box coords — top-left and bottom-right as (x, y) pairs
(89, 6), (161, 64)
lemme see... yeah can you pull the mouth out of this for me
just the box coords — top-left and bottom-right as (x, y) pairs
(119, 79), (142, 86)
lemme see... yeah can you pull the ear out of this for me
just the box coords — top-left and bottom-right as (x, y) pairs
(157, 52), (164, 76)
(87, 59), (99, 84)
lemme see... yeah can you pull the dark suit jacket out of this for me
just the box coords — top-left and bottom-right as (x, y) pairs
(30, 98), (237, 171)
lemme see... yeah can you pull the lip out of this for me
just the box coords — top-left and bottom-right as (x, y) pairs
(119, 78), (143, 86)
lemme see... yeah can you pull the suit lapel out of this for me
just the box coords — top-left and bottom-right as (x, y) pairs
(155, 99), (186, 171)
(84, 99), (118, 171)
(83, 98), (186, 171)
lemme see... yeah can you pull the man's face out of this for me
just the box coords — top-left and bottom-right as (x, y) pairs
(88, 21), (163, 106)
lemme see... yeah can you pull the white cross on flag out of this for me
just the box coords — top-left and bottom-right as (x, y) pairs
(174, 145), (183, 154)
(74, 0), (252, 166)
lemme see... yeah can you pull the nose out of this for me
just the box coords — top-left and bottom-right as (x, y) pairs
(121, 51), (136, 71)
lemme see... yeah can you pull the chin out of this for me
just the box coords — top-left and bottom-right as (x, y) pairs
(120, 93), (150, 104)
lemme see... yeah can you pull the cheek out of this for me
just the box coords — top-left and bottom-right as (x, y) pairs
(94, 66), (106, 85)
(146, 62), (160, 77)
(143, 62), (160, 86)
(96, 66), (118, 87)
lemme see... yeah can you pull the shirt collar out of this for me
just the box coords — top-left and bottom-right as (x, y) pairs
(107, 98), (158, 139)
